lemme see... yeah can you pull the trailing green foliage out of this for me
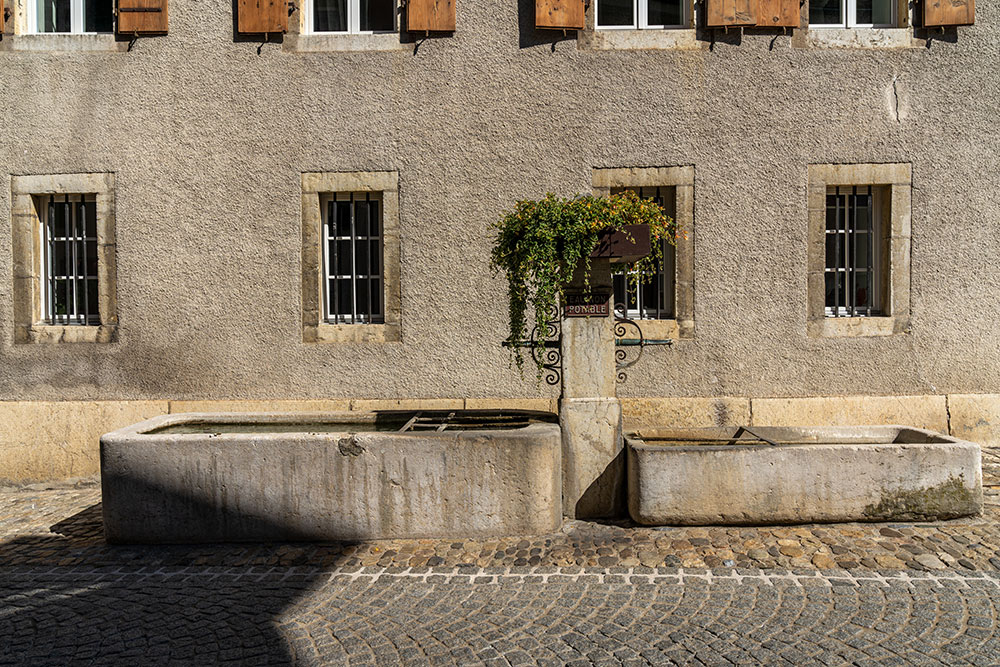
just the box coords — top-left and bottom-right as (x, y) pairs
(490, 191), (678, 374)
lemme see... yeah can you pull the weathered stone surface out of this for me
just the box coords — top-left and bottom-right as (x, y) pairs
(751, 396), (949, 433)
(627, 426), (982, 525)
(169, 400), (352, 413)
(0, 401), (169, 484)
(621, 397), (751, 429)
(560, 398), (624, 519)
(101, 412), (562, 543)
(948, 394), (1000, 447)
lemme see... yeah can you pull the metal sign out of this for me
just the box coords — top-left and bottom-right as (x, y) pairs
(564, 292), (610, 318)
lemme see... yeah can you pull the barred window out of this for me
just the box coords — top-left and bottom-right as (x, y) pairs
(321, 192), (384, 324)
(824, 185), (884, 317)
(611, 186), (676, 320)
(37, 194), (100, 326)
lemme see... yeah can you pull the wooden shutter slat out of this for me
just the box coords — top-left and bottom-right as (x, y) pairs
(117, 0), (168, 34)
(924, 0), (974, 26)
(407, 0), (456, 32)
(757, 0), (797, 27)
(536, 0), (584, 30)
(238, 0), (288, 34)
(706, 0), (757, 26)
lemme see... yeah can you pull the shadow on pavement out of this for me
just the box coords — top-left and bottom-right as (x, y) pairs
(0, 495), (363, 664)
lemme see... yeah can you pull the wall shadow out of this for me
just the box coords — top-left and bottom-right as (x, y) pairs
(517, 0), (578, 50)
(0, 485), (363, 663)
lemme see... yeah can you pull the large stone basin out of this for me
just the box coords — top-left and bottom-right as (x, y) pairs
(627, 426), (982, 526)
(101, 410), (561, 543)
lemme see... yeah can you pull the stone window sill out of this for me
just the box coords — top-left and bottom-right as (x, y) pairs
(17, 325), (117, 344)
(795, 27), (918, 49)
(627, 318), (694, 341)
(578, 28), (701, 51)
(283, 32), (410, 52)
(1, 34), (126, 52)
(807, 317), (905, 338)
(305, 323), (400, 343)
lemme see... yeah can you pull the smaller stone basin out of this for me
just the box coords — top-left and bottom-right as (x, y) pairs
(101, 410), (561, 544)
(627, 426), (983, 526)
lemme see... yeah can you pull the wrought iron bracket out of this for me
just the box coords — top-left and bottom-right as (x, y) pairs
(501, 303), (562, 386)
(614, 303), (673, 384)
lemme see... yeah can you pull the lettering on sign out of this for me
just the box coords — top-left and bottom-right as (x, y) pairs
(564, 292), (610, 318)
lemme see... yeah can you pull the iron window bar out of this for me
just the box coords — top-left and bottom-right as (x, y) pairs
(824, 185), (879, 318)
(322, 191), (384, 325)
(611, 186), (676, 321)
(40, 194), (99, 326)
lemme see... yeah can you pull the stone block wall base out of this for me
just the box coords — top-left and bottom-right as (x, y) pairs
(560, 397), (625, 519)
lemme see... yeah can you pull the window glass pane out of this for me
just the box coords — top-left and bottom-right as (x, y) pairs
(809, 0), (842, 24)
(361, 0), (394, 31)
(54, 279), (70, 318)
(370, 239), (381, 274)
(86, 240), (98, 276)
(314, 0), (347, 32)
(854, 270), (871, 308)
(83, 0), (114, 32)
(871, 0), (892, 24)
(37, 0), (71, 32)
(354, 239), (369, 276)
(50, 200), (68, 239)
(84, 200), (97, 237)
(337, 240), (353, 272)
(355, 280), (369, 319)
(597, 0), (633, 26)
(336, 280), (353, 316)
(647, 0), (682, 26)
(825, 232), (844, 269)
(371, 278), (383, 316)
(354, 200), (369, 237)
(335, 201), (351, 236)
(825, 193), (844, 231)
(825, 272), (844, 310)
(855, 0), (872, 24)
(87, 279), (99, 323)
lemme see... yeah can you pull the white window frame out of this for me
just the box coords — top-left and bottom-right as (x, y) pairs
(303, 0), (397, 34)
(810, 0), (896, 28)
(596, 0), (688, 30)
(28, 0), (111, 34)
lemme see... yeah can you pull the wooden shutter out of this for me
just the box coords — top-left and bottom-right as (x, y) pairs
(757, 0), (798, 27)
(117, 0), (168, 34)
(238, 0), (288, 34)
(706, 0), (757, 26)
(407, 0), (456, 32)
(536, 0), (585, 30)
(924, 0), (974, 26)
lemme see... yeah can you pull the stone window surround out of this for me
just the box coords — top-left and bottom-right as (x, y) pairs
(807, 162), (911, 339)
(11, 173), (118, 344)
(592, 165), (695, 340)
(0, 0), (126, 52)
(301, 170), (401, 343)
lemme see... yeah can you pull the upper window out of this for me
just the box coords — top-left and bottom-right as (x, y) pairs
(824, 186), (884, 318)
(305, 0), (396, 33)
(809, 0), (896, 27)
(30, 0), (113, 33)
(596, 0), (687, 29)
(611, 186), (676, 321)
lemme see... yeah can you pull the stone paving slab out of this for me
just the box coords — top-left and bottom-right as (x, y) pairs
(3, 566), (1000, 665)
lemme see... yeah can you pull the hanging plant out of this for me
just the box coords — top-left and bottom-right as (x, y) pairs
(490, 190), (678, 374)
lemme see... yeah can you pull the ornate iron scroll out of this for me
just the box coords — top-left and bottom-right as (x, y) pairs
(614, 303), (674, 384)
(503, 302), (562, 386)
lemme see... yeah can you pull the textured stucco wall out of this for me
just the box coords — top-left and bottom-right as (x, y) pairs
(1, 0), (998, 403)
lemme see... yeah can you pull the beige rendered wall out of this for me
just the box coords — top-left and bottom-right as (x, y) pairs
(0, 2), (998, 480)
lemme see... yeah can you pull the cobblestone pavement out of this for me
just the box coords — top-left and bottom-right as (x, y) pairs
(0, 448), (999, 664)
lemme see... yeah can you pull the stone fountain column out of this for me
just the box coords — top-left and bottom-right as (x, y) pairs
(559, 258), (625, 519)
